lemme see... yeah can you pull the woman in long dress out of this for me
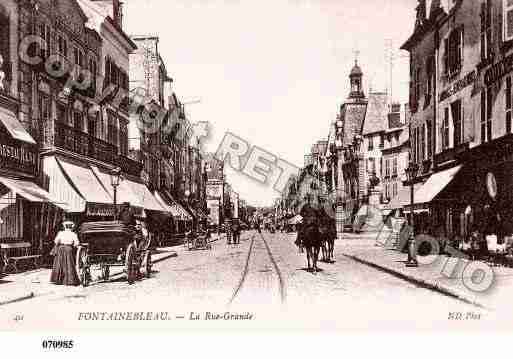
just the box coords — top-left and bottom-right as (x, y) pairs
(50, 220), (80, 286)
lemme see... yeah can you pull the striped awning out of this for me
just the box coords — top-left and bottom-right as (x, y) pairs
(163, 191), (192, 221)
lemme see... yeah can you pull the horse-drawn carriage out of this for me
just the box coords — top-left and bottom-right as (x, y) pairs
(185, 231), (212, 250)
(76, 221), (152, 287)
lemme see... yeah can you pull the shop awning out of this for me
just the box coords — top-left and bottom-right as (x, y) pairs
(154, 191), (181, 218)
(385, 183), (423, 210)
(90, 166), (143, 209)
(125, 180), (166, 212)
(43, 156), (113, 213)
(0, 176), (69, 211)
(163, 191), (193, 221)
(57, 158), (113, 204)
(412, 165), (462, 205)
(0, 107), (36, 144)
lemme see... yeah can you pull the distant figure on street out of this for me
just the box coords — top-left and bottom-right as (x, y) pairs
(231, 219), (241, 244)
(50, 219), (80, 286)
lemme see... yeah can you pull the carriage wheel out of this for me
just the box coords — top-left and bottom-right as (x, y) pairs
(125, 243), (137, 285)
(144, 251), (152, 278)
(101, 265), (110, 281)
(76, 246), (89, 287)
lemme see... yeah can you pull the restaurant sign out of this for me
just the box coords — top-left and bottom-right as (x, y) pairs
(439, 70), (477, 102)
(0, 141), (38, 176)
(485, 53), (513, 85)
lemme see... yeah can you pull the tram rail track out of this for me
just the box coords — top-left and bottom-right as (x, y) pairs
(228, 231), (286, 306)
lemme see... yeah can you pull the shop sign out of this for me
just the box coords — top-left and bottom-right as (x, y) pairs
(486, 172), (497, 200)
(439, 70), (477, 102)
(484, 53), (513, 85)
(0, 141), (38, 176)
(86, 203), (115, 217)
(206, 183), (223, 199)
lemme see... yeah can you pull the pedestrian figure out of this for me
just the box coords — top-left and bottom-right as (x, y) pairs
(231, 219), (241, 244)
(50, 219), (80, 286)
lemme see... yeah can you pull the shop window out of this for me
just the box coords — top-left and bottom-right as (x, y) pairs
(503, 0), (513, 42)
(452, 99), (463, 146)
(481, 1), (493, 60)
(506, 76), (512, 134)
(442, 108), (450, 150)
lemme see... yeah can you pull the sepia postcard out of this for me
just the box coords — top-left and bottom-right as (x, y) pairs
(2, 1), (513, 351)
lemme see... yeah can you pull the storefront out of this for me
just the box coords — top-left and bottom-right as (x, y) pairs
(437, 135), (513, 241)
(158, 190), (193, 234)
(0, 108), (68, 257)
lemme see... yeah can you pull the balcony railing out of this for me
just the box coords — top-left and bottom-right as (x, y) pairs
(54, 122), (142, 177)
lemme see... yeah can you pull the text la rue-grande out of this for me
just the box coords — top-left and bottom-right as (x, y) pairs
(189, 311), (254, 320)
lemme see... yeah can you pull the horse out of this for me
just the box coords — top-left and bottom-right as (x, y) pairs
(301, 223), (322, 272)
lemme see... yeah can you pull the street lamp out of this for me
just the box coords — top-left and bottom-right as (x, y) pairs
(405, 161), (419, 267)
(110, 167), (122, 220)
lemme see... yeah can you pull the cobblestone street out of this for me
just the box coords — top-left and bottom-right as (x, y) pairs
(1, 231), (493, 330)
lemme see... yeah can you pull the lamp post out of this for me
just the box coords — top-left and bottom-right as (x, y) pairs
(405, 161), (419, 267)
(110, 167), (122, 220)
(335, 118), (345, 238)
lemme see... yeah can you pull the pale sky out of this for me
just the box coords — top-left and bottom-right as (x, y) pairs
(124, 0), (416, 207)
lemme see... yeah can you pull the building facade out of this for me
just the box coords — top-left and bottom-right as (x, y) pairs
(401, 0), (513, 240)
